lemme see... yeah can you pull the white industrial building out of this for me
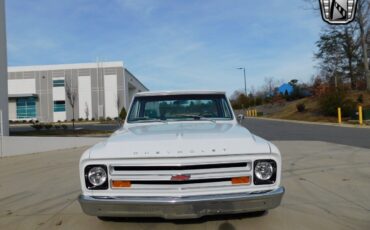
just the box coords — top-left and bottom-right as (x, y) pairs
(8, 61), (148, 122)
(0, 0), (8, 135)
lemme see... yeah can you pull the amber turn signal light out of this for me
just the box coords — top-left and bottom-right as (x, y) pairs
(111, 180), (131, 188)
(231, 176), (250, 185)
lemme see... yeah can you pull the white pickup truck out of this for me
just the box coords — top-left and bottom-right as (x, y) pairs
(78, 91), (284, 219)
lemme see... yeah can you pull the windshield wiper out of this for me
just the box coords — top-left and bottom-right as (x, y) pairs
(177, 115), (216, 123)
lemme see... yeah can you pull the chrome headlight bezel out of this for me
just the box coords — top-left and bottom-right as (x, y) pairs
(84, 165), (108, 190)
(253, 160), (277, 185)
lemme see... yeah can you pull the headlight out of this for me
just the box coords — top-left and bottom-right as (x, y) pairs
(84, 165), (108, 189)
(88, 166), (107, 186)
(255, 161), (273, 180)
(254, 160), (276, 185)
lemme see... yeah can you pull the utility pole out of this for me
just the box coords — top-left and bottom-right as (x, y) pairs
(237, 67), (247, 95)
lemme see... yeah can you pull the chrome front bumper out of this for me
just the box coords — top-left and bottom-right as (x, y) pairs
(79, 187), (284, 219)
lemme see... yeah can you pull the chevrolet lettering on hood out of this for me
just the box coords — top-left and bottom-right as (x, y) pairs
(78, 90), (284, 220)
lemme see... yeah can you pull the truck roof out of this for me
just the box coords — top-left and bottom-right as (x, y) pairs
(135, 90), (226, 97)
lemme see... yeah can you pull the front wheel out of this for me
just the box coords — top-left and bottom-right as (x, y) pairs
(248, 210), (267, 217)
(97, 216), (114, 221)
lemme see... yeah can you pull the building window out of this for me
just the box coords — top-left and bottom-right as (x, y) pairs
(53, 79), (65, 87)
(16, 97), (37, 119)
(54, 101), (66, 112)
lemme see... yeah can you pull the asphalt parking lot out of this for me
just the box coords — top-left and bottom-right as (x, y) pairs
(243, 118), (370, 148)
(0, 140), (369, 230)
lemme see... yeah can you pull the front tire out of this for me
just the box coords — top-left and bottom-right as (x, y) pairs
(249, 210), (267, 217)
(97, 216), (114, 221)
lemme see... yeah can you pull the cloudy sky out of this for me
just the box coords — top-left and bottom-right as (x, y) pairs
(6, 0), (325, 94)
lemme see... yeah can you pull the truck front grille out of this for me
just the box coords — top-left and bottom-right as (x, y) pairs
(113, 162), (248, 171)
(108, 159), (252, 196)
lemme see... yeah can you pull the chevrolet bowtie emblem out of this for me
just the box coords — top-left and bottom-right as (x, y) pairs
(171, 174), (191, 181)
(319, 0), (358, 24)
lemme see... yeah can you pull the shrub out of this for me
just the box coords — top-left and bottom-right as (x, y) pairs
(106, 117), (112, 121)
(54, 125), (61, 130)
(44, 123), (53, 130)
(85, 118), (89, 121)
(91, 117), (95, 121)
(296, 103), (306, 112)
(22, 120), (27, 123)
(57, 120), (61, 123)
(31, 124), (44, 130)
(318, 89), (356, 117)
(78, 118), (84, 122)
(61, 124), (68, 130)
(119, 107), (127, 121)
(357, 94), (363, 104)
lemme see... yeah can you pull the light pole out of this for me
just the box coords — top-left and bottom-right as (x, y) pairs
(237, 67), (247, 95)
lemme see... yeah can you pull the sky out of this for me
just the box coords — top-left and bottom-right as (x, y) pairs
(5, 0), (325, 95)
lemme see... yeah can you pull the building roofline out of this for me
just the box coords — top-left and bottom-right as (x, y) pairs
(125, 69), (149, 91)
(8, 61), (124, 72)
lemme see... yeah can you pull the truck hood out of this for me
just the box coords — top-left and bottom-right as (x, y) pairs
(88, 122), (271, 159)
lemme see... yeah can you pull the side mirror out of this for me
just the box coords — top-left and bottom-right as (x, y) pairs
(237, 114), (245, 123)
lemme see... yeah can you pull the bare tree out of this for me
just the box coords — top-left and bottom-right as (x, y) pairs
(65, 78), (77, 130)
(116, 95), (126, 125)
(84, 102), (89, 120)
(305, 0), (370, 90)
(116, 95), (121, 115)
(263, 77), (277, 97)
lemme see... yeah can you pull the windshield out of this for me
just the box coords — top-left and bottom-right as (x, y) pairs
(127, 94), (233, 123)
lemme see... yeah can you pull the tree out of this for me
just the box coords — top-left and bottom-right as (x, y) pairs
(119, 107), (127, 124)
(316, 26), (361, 89)
(355, 0), (370, 90)
(341, 25), (360, 89)
(315, 27), (346, 88)
(65, 78), (77, 130)
(230, 91), (252, 109)
(84, 102), (89, 120)
(116, 95), (121, 116)
(116, 96), (125, 125)
(305, 0), (367, 90)
(289, 79), (298, 85)
(263, 77), (278, 98)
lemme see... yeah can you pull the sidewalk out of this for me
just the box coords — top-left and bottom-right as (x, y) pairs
(0, 136), (106, 157)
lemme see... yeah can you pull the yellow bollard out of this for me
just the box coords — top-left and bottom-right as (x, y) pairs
(337, 107), (342, 124)
(248, 110), (251, 117)
(255, 109), (258, 117)
(251, 110), (255, 117)
(359, 106), (363, 125)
